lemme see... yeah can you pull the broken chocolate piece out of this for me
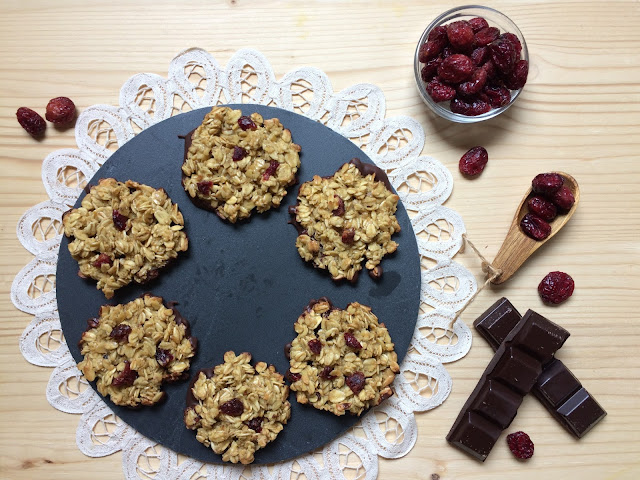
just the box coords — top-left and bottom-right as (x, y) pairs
(446, 309), (569, 461)
(474, 297), (607, 438)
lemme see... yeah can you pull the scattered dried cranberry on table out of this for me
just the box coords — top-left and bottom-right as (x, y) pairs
(46, 96), (76, 124)
(459, 146), (489, 177)
(418, 16), (528, 116)
(538, 271), (575, 304)
(506, 431), (534, 459)
(16, 107), (46, 136)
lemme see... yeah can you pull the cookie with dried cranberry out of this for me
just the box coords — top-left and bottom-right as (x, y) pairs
(286, 298), (399, 416)
(62, 178), (188, 299)
(289, 158), (401, 283)
(181, 106), (301, 223)
(77, 294), (197, 407)
(184, 351), (291, 464)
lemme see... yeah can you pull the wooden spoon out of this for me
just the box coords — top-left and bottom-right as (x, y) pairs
(491, 172), (580, 285)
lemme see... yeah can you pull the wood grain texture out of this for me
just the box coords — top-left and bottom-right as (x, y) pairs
(1, 1), (638, 479)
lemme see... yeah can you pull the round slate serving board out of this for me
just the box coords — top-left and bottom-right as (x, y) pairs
(57, 105), (421, 464)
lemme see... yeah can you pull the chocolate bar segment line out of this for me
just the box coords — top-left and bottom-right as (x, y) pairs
(447, 309), (569, 461)
(474, 297), (607, 439)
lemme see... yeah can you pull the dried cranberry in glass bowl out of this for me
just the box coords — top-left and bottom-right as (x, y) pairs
(414, 6), (529, 123)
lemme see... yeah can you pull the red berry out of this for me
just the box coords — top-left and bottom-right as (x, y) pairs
(507, 431), (534, 460)
(238, 116), (257, 131)
(450, 96), (491, 116)
(286, 370), (301, 382)
(112, 361), (138, 387)
(521, 213), (552, 240)
(87, 317), (100, 328)
(232, 146), (247, 161)
(458, 67), (488, 96)
(109, 324), (131, 342)
(220, 398), (244, 416)
(427, 25), (448, 43)
(345, 372), (366, 394)
(197, 181), (213, 195)
(483, 84), (511, 108)
(446, 20), (475, 51)
(308, 339), (323, 355)
(468, 17), (490, 33)
(475, 27), (500, 47)
(438, 54), (474, 83)
(504, 59), (529, 90)
(341, 228), (356, 244)
(490, 38), (517, 74)
(527, 196), (557, 221)
(45, 97), (76, 124)
(551, 186), (575, 212)
(418, 40), (446, 62)
(344, 332), (363, 349)
(16, 107), (46, 136)
(426, 78), (457, 103)
(319, 366), (336, 380)
(421, 57), (442, 82)
(471, 46), (490, 66)
(501, 33), (523, 57)
(262, 160), (279, 180)
(155, 348), (174, 367)
(538, 271), (575, 304)
(246, 417), (263, 432)
(332, 196), (345, 216)
(112, 209), (128, 231)
(459, 146), (489, 177)
(532, 173), (564, 196)
(92, 253), (112, 268)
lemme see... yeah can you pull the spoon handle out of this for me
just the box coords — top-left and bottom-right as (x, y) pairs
(491, 229), (539, 284)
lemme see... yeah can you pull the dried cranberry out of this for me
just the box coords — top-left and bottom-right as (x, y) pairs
(421, 57), (442, 82)
(551, 186), (575, 212)
(232, 146), (247, 161)
(344, 331), (363, 349)
(332, 196), (345, 216)
(450, 97), (491, 116)
(532, 173), (564, 196)
(286, 370), (301, 382)
(520, 213), (552, 240)
(262, 160), (279, 180)
(45, 97), (76, 124)
(483, 84), (511, 107)
(504, 59), (529, 90)
(246, 417), (263, 433)
(418, 40), (445, 62)
(308, 339), (323, 355)
(471, 46), (489, 66)
(16, 107), (46, 136)
(319, 366), (336, 380)
(475, 27), (500, 46)
(459, 146), (489, 177)
(501, 32), (523, 57)
(346, 372), (366, 394)
(481, 60), (497, 80)
(468, 17), (489, 33)
(112, 361), (138, 387)
(458, 67), (488, 96)
(428, 25), (448, 43)
(197, 180), (213, 195)
(341, 228), (356, 244)
(220, 398), (244, 416)
(538, 271), (575, 304)
(238, 116), (257, 131)
(527, 196), (557, 221)
(112, 210), (128, 231)
(506, 431), (534, 460)
(441, 46), (455, 59)
(87, 317), (100, 328)
(446, 20), (474, 51)
(489, 38), (517, 74)
(437, 54), (474, 83)
(92, 253), (112, 268)
(426, 78), (456, 103)
(155, 348), (174, 367)
(110, 324), (132, 342)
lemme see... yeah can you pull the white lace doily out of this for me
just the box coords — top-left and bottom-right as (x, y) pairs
(12, 48), (476, 480)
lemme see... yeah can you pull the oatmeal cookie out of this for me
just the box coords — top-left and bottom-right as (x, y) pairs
(62, 178), (188, 299)
(184, 351), (291, 464)
(286, 298), (399, 416)
(289, 158), (400, 282)
(181, 106), (301, 223)
(78, 294), (197, 407)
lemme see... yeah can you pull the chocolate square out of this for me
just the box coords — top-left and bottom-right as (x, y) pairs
(469, 379), (523, 429)
(490, 346), (541, 395)
(512, 310), (570, 365)
(447, 411), (502, 462)
(535, 359), (581, 407)
(473, 297), (522, 349)
(557, 387), (607, 438)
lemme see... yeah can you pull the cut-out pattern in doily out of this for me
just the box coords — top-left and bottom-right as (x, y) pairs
(12, 48), (476, 479)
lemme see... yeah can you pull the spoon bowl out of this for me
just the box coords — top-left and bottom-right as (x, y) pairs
(491, 172), (580, 284)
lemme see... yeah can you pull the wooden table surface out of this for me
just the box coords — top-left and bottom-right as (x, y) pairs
(1, 1), (639, 479)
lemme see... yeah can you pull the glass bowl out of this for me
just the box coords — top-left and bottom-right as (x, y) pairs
(414, 5), (529, 123)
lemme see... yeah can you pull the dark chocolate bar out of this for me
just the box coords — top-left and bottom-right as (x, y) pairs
(447, 309), (569, 461)
(474, 298), (606, 438)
